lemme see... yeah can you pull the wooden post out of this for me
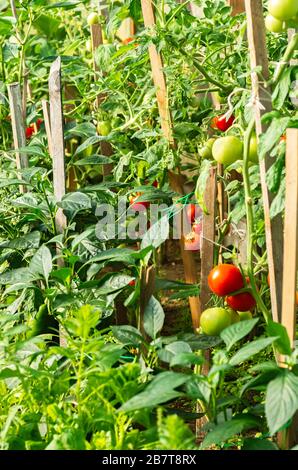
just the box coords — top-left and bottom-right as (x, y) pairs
(141, 0), (201, 330)
(7, 83), (28, 193)
(200, 168), (217, 311)
(140, 0), (174, 144)
(41, 100), (53, 157)
(227, 0), (245, 15)
(245, 0), (284, 323)
(49, 57), (67, 236)
(49, 57), (67, 347)
(281, 129), (298, 348)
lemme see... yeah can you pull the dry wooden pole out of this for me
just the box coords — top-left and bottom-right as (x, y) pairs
(41, 100), (53, 157)
(140, 0), (174, 144)
(200, 168), (217, 311)
(141, 0), (201, 330)
(49, 57), (67, 347)
(281, 129), (298, 347)
(91, 23), (103, 74)
(227, 0), (245, 15)
(49, 58), (67, 237)
(245, 0), (284, 323)
(7, 83), (28, 193)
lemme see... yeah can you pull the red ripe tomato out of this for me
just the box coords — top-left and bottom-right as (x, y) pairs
(211, 116), (219, 129)
(208, 264), (244, 297)
(186, 203), (198, 224)
(152, 180), (158, 188)
(216, 114), (235, 132)
(226, 292), (256, 311)
(25, 126), (34, 139)
(129, 194), (149, 212)
(36, 118), (43, 130)
(184, 231), (200, 251)
(129, 279), (136, 287)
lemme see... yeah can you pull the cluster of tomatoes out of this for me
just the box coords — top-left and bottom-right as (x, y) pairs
(265, 0), (298, 33)
(200, 111), (259, 166)
(200, 264), (255, 336)
(25, 118), (43, 139)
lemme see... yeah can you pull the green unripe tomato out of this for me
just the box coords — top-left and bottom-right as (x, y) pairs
(190, 95), (202, 108)
(87, 12), (99, 26)
(249, 134), (258, 164)
(227, 308), (240, 324)
(200, 138), (216, 159)
(268, 0), (298, 21)
(265, 15), (286, 33)
(238, 311), (253, 321)
(97, 120), (111, 136)
(212, 136), (243, 165)
(200, 307), (233, 336)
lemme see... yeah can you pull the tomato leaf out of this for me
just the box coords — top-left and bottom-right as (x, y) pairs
(144, 295), (165, 339)
(266, 370), (298, 435)
(266, 321), (292, 356)
(201, 415), (261, 449)
(120, 372), (189, 412)
(220, 318), (259, 351)
(229, 337), (278, 366)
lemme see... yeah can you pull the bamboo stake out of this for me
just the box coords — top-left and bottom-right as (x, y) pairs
(245, 0), (284, 323)
(141, 0), (201, 330)
(7, 83), (28, 193)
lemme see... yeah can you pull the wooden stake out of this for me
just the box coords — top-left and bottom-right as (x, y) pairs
(49, 57), (67, 347)
(49, 57), (67, 235)
(91, 23), (103, 73)
(41, 100), (53, 157)
(200, 168), (217, 311)
(227, 0), (245, 15)
(281, 129), (298, 348)
(7, 83), (28, 193)
(169, 171), (201, 330)
(141, 0), (201, 330)
(245, 0), (284, 323)
(141, 0), (174, 144)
